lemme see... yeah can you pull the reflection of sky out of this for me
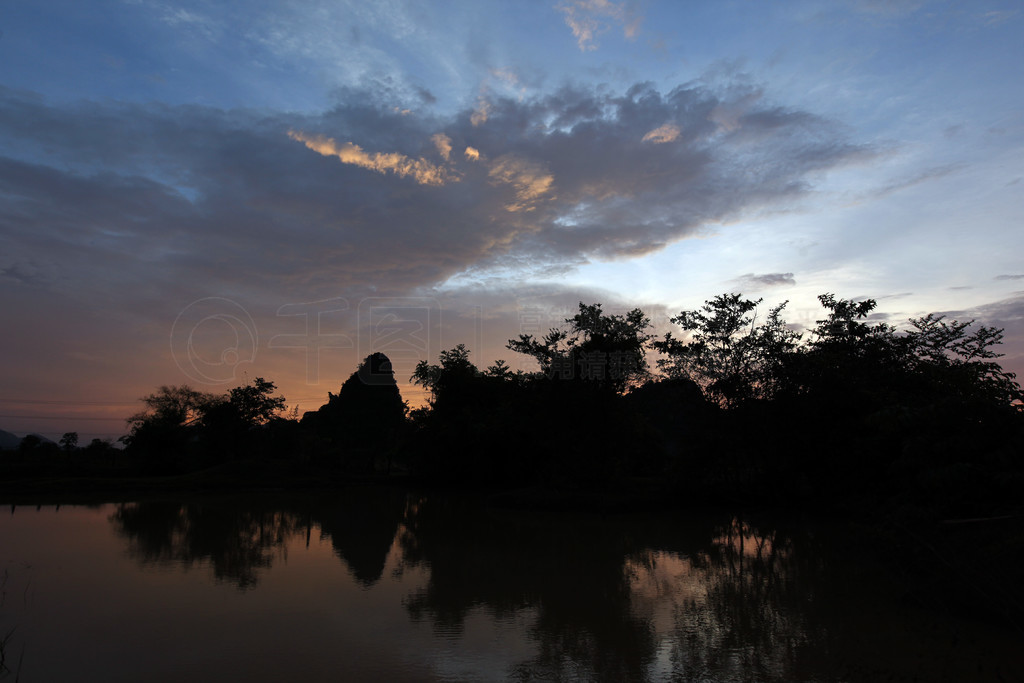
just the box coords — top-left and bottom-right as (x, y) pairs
(3, 1), (1023, 438)
(626, 525), (795, 683)
(627, 550), (705, 679)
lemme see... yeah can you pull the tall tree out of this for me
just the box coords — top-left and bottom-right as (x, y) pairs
(654, 294), (800, 407)
(507, 302), (652, 394)
(227, 377), (287, 426)
(127, 385), (220, 434)
(411, 344), (481, 410)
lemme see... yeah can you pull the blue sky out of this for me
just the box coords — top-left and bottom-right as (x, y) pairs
(2, 0), (1023, 439)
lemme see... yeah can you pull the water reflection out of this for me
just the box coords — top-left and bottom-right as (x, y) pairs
(398, 496), (654, 681)
(84, 491), (1020, 681)
(629, 518), (821, 681)
(111, 490), (408, 590)
(315, 487), (407, 587)
(111, 501), (302, 589)
(397, 502), (836, 682)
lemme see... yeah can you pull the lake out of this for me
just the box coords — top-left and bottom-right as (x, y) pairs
(1, 487), (1019, 682)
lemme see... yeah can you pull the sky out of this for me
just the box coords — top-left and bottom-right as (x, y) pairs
(1, 0), (1023, 441)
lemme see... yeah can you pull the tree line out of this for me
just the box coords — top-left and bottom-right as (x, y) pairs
(9, 292), (1022, 516)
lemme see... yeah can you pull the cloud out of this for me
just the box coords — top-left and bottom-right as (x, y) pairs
(287, 130), (454, 186)
(963, 294), (1024, 322)
(733, 273), (797, 289)
(979, 9), (1018, 26)
(490, 68), (529, 100)
(488, 156), (556, 212)
(432, 133), (453, 160)
(0, 80), (869, 292)
(937, 294), (1024, 379)
(865, 164), (965, 200)
(707, 90), (764, 134)
(557, 0), (641, 51)
(471, 97), (491, 126)
(995, 274), (1024, 281)
(642, 124), (681, 144)
(0, 80), (872, 418)
(415, 86), (437, 104)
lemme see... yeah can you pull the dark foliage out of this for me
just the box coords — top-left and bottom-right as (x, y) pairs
(17, 293), (1019, 523)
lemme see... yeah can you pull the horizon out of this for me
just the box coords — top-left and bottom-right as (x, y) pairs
(3, 0), (1023, 442)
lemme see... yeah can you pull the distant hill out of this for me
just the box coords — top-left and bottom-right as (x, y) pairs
(0, 429), (22, 449)
(0, 430), (57, 450)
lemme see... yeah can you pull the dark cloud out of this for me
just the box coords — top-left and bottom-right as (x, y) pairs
(414, 85), (437, 104)
(733, 272), (797, 289)
(0, 80), (872, 424)
(995, 274), (1024, 281)
(0, 81), (867, 301)
(938, 294), (1024, 376)
(865, 164), (964, 200)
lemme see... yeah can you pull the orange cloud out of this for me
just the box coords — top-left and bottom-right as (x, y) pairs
(557, 0), (639, 51)
(642, 124), (681, 144)
(432, 133), (452, 160)
(489, 155), (555, 212)
(471, 98), (491, 126)
(288, 130), (454, 186)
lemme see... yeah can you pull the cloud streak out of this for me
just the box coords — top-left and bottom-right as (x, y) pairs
(557, 0), (641, 51)
(288, 130), (455, 186)
(488, 155), (556, 212)
(734, 273), (797, 289)
(642, 123), (681, 144)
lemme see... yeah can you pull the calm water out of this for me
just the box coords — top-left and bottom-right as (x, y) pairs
(0, 488), (1019, 682)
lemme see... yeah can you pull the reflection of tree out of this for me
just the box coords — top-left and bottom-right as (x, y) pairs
(398, 496), (657, 682)
(110, 490), (408, 591)
(623, 515), (1012, 682)
(111, 500), (305, 590)
(311, 487), (407, 586)
(105, 494), (1019, 680)
(655, 516), (824, 682)
(398, 502), (867, 682)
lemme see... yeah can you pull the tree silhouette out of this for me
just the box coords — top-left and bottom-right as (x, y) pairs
(103, 289), (1021, 514)
(59, 431), (78, 451)
(227, 377), (286, 426)
(654, 294), (800, 407)
(508, 302), (652, 394)
(127, 385), (220, 432)
(122, 385), (220, 469)
(408, 345), (535, 481)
